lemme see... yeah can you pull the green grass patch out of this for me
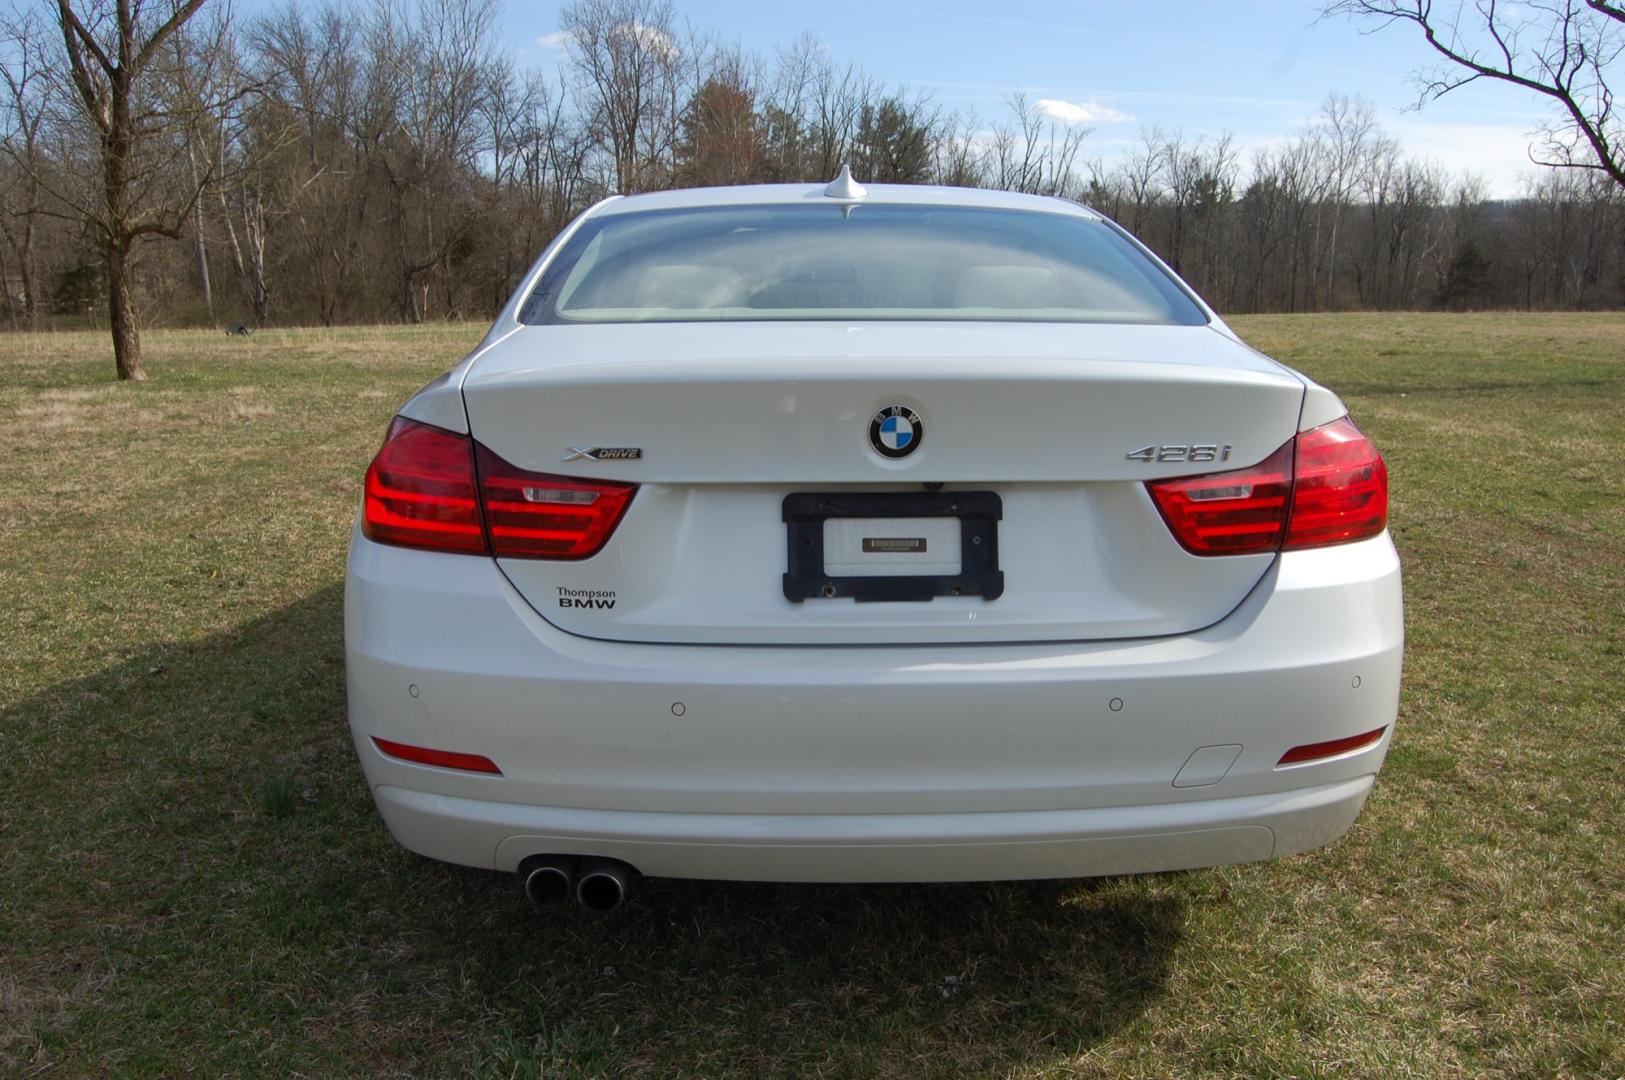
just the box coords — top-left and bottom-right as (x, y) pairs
(1, 314), (1621, 1076)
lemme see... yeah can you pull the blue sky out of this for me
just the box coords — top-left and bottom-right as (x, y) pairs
(506, 0), (1555, 196)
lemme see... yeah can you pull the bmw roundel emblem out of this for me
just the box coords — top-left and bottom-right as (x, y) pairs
(869, 405), (923, 459)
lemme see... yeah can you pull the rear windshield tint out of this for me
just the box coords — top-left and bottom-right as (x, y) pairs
(519, 204), (1207, 326)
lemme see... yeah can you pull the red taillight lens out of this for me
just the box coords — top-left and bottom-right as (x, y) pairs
(1282, 416), (1388, 550)
(475, 445), (635, 559)
(1146, 442), (1294, 555)
(372, 736), (502, 774)
(363, 417), (487, 554)
(362, 417), (637, 559)
(1148, 416), (1387, 556)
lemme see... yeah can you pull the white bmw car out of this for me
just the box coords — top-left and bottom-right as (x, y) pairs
(346, 175), (1401, 912)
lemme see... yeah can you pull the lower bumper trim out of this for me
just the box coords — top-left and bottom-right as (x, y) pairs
(371, 775), (1374, 883)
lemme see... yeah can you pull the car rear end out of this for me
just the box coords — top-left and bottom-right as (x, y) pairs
(344, 185), (1401, 887)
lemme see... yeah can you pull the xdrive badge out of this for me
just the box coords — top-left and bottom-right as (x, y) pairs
(563, 446), (642, 462)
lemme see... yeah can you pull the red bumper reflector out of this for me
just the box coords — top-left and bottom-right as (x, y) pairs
(1277, 726), (1387, 767)
(372, 736), (502, 775)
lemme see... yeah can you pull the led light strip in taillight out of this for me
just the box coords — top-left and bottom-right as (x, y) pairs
(1146, 415), (1388, 556)
(361, 418), (637, 559)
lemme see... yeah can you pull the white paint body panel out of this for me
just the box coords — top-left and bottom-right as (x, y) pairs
(460, 322), (1302, 485)
(503, 481), (1280, 644)
(464, 323), (1304, 645)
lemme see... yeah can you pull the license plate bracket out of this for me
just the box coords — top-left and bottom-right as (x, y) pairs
(782, 491), (1004, 603)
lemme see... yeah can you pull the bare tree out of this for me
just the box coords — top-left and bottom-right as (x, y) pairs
(246, 3), (358, 325)
(2, 1), (1623, 330)
(1119, 126), (1169, 236)
(1167, 132), (1238, 291)
(1326, 0), (1625, 186)
(1313, 94), (1378, 303)
(1356, 141), (1441, 307)
(43, 0), (216, 379)
(561, 0), (680, 193)
(988, 94), (1089, 196)
(164, 13), (239, 322)
(756, 32), (820, 181)
(0, 7), (48, 328)
(932, 110), (987, 188)
(1235, 148), (1290, 310)
(806, 54), (877, 180)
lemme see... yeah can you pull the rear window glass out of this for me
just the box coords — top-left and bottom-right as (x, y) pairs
(518, 204), (1206, 326)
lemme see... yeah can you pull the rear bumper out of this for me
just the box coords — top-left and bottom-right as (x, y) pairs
(345, 529), (1402, 881)
(373, 774), (1374, 882)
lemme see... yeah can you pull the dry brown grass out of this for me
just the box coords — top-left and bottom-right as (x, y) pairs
(0, 314), (1620, 1077)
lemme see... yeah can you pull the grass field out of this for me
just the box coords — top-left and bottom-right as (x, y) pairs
(1, 314), (1622, 1078)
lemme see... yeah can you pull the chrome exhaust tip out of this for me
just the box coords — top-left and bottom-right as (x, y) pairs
(520, 856), (577, 912)
(575, 859), (631, 913)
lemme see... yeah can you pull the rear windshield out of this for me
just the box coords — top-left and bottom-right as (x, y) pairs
(518, 204), (1206, 326)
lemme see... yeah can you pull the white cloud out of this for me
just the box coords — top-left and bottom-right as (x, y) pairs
(610, 21), (679, 60)
(536, 23), (679, 61)
(1032, 98), (1133, 125)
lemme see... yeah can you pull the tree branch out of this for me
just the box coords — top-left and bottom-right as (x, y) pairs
(54, 0), (116, 77)
(1586, 1), (1625, 24)
(1328, 0), (1625, 186)
(134, 0), (210, 74)
(52, 2), (112, 134)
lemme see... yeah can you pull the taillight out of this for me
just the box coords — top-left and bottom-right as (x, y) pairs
(1144, 442), (1293, 555)
(1148, 415), (1387, 556)
(361, 417), (636, 560)
(475, 445), (635, 559)
(362, 417), (486, 554)
(1282, 416), (1388, 550)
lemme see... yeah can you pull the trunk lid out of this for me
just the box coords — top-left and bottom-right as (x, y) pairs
(461, 322), (1304, 645)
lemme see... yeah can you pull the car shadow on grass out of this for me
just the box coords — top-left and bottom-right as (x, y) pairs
(5, 582), (1187, 1076)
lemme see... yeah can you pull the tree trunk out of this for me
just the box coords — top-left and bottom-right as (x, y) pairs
(249, 248), (269, 323)
(219, 190), (248, 285)
(242, 186), (269, 322)
(107, 242), (146, 381)
(401, 266), (422, 323)
(186, 143), (213, 320)
(103, 59), (143, 381)
(0, 241), (17, 329)
(19, 204), (38, 330)
(391, 181), (419, 323)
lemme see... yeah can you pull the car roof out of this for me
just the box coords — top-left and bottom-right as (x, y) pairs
(591, 183), (1103, 220)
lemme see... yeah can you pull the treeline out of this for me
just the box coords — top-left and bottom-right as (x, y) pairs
(2, 0), (1622, 332)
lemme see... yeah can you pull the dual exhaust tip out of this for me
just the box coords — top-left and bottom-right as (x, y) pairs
(521, 855), (632, 913)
